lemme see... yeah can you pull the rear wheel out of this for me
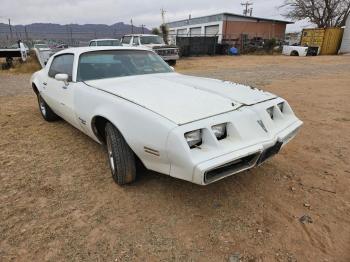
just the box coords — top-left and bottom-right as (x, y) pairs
(37, 94), (59, 121)
(290, 50), (299, 56)
(105, 122), (136, 185)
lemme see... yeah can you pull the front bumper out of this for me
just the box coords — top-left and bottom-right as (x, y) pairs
(193, 120), (301, 185)
(160, 54), (179, 61)
(166, 98), (303, 185)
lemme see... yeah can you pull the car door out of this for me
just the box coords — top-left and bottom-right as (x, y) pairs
(45, 54), (80, 128)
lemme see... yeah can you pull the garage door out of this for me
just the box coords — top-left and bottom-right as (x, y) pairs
(177, 28), (188, 36)
(205, 25), (219, 36)
(190, 27), (201, 36)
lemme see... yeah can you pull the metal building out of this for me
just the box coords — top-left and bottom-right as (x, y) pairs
(167, 13), (293, 44)
(339, 15), (350, 54)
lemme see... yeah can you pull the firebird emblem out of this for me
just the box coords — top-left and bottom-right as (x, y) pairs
(257, 120), (268, 133)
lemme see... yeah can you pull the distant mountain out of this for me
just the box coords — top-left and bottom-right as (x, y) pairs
(0, 22), (151, 45)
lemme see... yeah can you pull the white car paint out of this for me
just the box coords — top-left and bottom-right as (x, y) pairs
(31, 46), (302, 185)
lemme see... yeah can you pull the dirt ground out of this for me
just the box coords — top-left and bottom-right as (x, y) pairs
(1, 55), (349, 262)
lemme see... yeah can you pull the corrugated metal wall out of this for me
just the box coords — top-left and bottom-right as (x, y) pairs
(301, 28), (344, 55)
(339, 16), (350, 54)
(322, 28), (343, 55)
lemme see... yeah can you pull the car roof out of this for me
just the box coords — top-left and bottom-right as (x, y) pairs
(53, 46), (151, 56)
(89, 38), (120, 42)
(123, 34), (158, 37)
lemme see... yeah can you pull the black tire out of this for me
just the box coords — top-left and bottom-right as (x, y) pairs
(105, 122), (136, 185)
(37, 94), (59, 122)
(291, 50), (299, 56)
(167, 60), (177, 66)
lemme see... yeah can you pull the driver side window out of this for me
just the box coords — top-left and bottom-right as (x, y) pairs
(48, 54), (74, 81)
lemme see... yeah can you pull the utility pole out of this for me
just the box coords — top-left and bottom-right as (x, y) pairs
(160, 8), (166, 24)
(24, 26), (29, 42)
(70, 26), (73, 46)
(66, 25), (70, 44)
(140, 24), (145, 34)
(241, 1), (253, 16)
(8, 18), (13, 40)
(130, 19), (134, 34)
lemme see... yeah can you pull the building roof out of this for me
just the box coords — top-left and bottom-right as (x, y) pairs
(167, 12), (293, 28)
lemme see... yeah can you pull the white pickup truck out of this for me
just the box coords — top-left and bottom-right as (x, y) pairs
(121, 34), (179, 65)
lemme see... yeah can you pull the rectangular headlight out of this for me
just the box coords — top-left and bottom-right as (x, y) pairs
(266, 106), (274, 120)
(212, 123), (227, 140)
(277, 102), (284, 113)
(184, 129), (202, 148)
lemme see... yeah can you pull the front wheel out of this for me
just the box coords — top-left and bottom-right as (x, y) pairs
(105, 123), (136, 185)
(37, 94), (59, 121)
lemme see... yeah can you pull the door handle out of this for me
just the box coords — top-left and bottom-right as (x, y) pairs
(43, 82), (47, 86)
(62, 86), (68, 89)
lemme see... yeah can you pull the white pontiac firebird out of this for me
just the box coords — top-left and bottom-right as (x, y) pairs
(31, 46), (302, 185)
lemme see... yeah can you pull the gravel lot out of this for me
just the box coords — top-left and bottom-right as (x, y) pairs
(1, 55), (350, 261)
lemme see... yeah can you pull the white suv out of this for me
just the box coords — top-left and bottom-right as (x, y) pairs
(121, 34), (179, 65)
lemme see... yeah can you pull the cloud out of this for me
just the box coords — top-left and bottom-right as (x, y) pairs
(1, 0), (310, 32)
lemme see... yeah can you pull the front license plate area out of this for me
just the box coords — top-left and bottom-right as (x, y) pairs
(257, 141), (283, 165)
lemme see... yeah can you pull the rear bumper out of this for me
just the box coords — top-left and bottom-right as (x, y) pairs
(192, 120), (302, 185)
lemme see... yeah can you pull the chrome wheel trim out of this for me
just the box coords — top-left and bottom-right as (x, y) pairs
(38, 96), (46, 116)
(106, 135), (115, 173)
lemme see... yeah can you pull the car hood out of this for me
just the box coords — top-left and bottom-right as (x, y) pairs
(85, 73), (276, 125)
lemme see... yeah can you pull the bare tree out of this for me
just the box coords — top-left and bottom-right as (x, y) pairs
(281, 0), (350, 27)
(151, 27), (161, 35)
(160, 24), (169, 44)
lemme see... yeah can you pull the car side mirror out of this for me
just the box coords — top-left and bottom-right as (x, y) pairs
(55, 73), (69, 85)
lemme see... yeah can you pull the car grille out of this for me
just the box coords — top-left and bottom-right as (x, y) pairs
(204, 152), (260, 184)
(257, 141), (283, 165)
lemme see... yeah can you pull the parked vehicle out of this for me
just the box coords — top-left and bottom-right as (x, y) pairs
(33, 44), (52, 51)
(121, 34), (179, 65)
(32, 43), (54, 68)
(282, 45), (319, 56)
(30, 46), (302, 186)
(9, 43), (29, 53)
(89, 39), (121, 47)
(55, 44), (69, 49)
(0, 41), (28, 69)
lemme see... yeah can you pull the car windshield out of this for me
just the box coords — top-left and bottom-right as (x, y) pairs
(96, 40), (121, 46)
(140, 36), (164, 45)
(77, 50), (172, 81)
